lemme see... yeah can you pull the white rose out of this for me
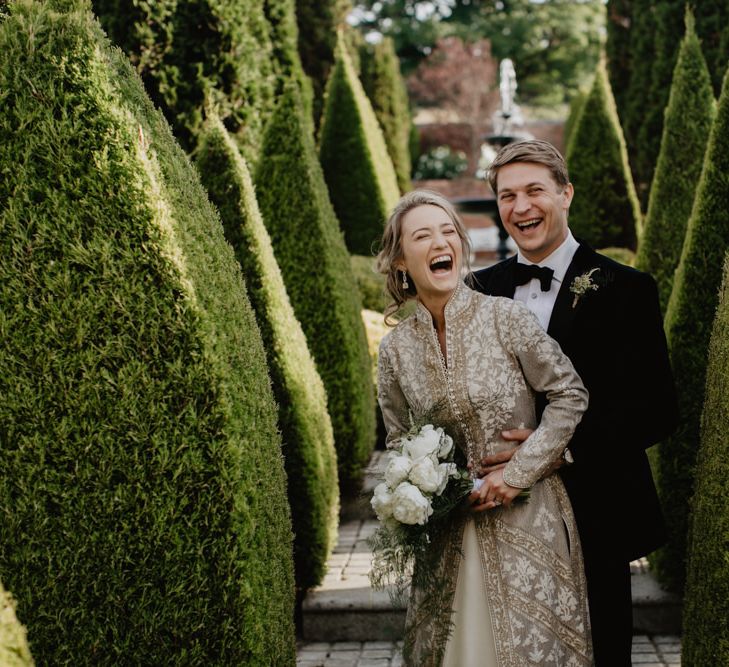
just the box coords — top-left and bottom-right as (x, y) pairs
(371, 482), (394, 521)
(391, 482), (433, 525)
(436, 462), (458, 495)
(384, 455), (412, 488)
(404, 426), (441, 460)
(409, 456), (442, 494)
(437, 432), (453, 459)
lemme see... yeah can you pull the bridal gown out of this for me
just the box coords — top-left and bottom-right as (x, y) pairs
(377, 282), (593, 666)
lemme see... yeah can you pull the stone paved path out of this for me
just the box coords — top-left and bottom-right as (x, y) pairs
(297, 634), (681, 667)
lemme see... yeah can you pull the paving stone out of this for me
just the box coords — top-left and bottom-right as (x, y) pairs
(329, 643), (362, 651)
(323, 660), (357, 667)
(297, 651), (329, 662)
(361, 649), (392, 659)
(358, 660), (390, 667)
(363, 641), (396, 649)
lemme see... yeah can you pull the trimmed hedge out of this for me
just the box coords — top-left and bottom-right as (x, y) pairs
(196, 114), (338, 592)
(295, 0), (349, 125)
(653, 65), (729, 594)
(256, 82), (376, 491)
(319, 31), (400, 256)
(597, 247), (635, 267)
(0, 582), (33, 667)
(566, 60), (641, 250)
(635, 10), (715, 315)
(563, 89), (587, 156)
(359, 37), (412, 193)
(92, 0), (277, 158)
(681, 254), (729, 665)
(351, 254), (388, 313)
(0, 2), (295, 662)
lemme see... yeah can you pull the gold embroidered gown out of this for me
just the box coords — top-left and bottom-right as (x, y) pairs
(377, 283), (593, 666)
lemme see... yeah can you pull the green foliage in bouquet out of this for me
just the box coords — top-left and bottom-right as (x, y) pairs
(566, 61), (641, 250)
(255, 81), (375, 491)
(635, 10), (715, 316)
(0, 2), (295, 662)
(359, 36), (412, 193)
(319, 31), (400, 255)
(92, 0), (307, 159)
(0, 582), (33, 667)
(196, 114), (339, 593)
(653, 66), (729, 593)
(681, 254), (729, 665)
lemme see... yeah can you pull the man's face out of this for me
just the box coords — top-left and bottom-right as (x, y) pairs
(495, 162), (573, 263)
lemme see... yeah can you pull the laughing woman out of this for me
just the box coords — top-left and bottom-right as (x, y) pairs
(376, 190), (592, 666)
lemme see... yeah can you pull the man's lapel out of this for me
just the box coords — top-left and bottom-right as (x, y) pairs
(547, 243), (596, 342)
(487, 256), (518, 298)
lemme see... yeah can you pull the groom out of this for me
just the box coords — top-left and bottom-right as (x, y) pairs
(472, 140), (677, 665)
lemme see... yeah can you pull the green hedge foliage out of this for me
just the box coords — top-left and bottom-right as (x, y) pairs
(0, 582), (33, 667)
(92, 0), (278, 158)
(319, 31), (400, 256)
(653, 65), (729, 594)
(563, 90), (587, 156)
(597, 247), (635, 267)
(635, 11), (715, 316)
(0, 2), (295, 662)
(359, 37), (412, 193)
(196, 115), (338, 592)
(681, 254), (729, 665)
(351, 254), (388, 313)
(295, 0), (350, 125)
(566, 61), (641, 250)
(256, 82), (376, 491)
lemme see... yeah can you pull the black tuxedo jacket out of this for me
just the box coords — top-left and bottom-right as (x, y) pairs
(472, 243), (678, 561)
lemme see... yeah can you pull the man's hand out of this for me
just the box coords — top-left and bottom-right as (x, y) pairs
(476, 428), (533, 477)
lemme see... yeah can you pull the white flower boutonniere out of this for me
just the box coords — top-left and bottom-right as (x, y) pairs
(570, 268), (601, 308)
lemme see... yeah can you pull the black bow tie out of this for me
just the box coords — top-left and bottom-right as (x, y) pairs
(514, 262), (554, 292)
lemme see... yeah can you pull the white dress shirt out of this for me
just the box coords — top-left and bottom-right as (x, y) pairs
(514, 232), (580, 330)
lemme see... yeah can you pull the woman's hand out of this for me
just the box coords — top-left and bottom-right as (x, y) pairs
(468, 468), (523, 512)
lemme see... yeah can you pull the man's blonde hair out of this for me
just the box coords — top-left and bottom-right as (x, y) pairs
(488, 139), (569, 193)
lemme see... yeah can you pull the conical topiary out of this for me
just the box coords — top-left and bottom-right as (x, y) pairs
(196, 114), (338, 592)
(563, 88), (588, 155)
(295, 0), (350, 125)
(0, 2), (295, 662)
(92, 0), (278, 158)
(0, 582), (33, 667)
(359, 36), (412, 193)
(635, 9), (715, 315)
(319, 30), (400, 255)
(653, 65), (729, 594)
(256, 81), (375, 491)
(681, 253), (729, 666)
(566, 60), (641, 250)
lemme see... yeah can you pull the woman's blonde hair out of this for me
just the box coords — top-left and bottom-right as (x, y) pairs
(376, 189), (471, 324)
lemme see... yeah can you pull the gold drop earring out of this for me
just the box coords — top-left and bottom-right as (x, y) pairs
(402, 270), (409, 290)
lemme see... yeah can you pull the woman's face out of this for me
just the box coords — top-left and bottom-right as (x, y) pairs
(397, 204), (464, 302)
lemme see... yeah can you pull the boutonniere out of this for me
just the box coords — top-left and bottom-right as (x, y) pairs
(570, 268), (601, 308)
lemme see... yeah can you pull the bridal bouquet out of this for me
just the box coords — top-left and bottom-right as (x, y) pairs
(368, 423), (474, 599)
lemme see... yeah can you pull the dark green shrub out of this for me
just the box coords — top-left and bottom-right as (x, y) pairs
(295, 0), (350, 125)
(635, 10), (715, 315)
(351, 254), (388, 313)
(0, 582), (33, 667)
(653, 65), (729, 594)
(620, 0), (655, 195)
(359, 37), (412, 192)
(563, 89), (587, 156)
(681, 254), (729, 665)
(597, 247), (635, 266)
(196, 115), (338, 592)
(566, 61), (641, 250)
(605, 0), (632, 126)
(0, 2), (295, 662)
(92, 0), (276, 158)
(319, 31), (400, 255)
(256, 82), (376, 491)
(413, 145), (469, 180)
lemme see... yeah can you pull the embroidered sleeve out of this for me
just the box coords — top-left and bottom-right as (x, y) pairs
(501, 300), (589, 488)
(377, 336), (410, 449)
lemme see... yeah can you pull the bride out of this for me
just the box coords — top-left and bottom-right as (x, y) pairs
(376, 190), (593, 666)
